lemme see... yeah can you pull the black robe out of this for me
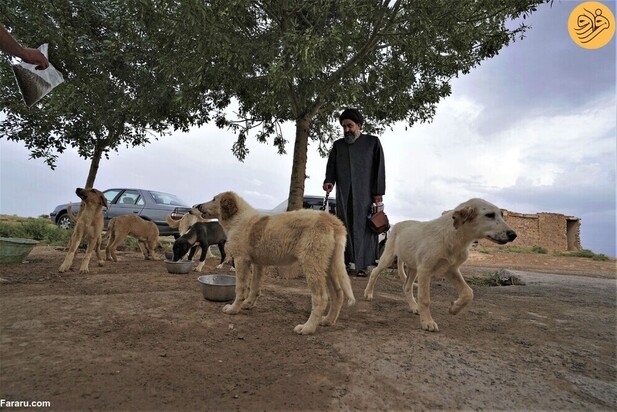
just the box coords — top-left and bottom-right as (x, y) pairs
(324, 133), (386, 270)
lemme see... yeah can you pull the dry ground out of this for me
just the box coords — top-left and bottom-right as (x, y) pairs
(0, 246), (615, 411)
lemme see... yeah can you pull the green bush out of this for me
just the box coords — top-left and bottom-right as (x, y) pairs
(0, 221), (27, 238)
(502, 245), (548, 254)
(0, 216), (169, 251)
(530, 245), (548, 254)
(553, 249), (611, 261)
(591, 254), (610, 262)
(19, 219), (53, 240)
(0, 217), (72, 246)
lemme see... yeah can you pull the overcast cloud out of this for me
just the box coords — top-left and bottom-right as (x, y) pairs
(1, 1), (615, 256)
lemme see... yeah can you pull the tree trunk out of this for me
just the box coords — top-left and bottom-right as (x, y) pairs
(287, 115), (311, 211)
(85, 141), (104, 188)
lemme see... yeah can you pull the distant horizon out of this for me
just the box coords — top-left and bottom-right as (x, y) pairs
(0, 204), (612, 259)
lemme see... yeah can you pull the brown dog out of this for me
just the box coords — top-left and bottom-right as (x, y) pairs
(58, 187), (108, 274)
(166, 212), (206, 236)
(104, 215), (160, 261)
(196, 191), (355, 335)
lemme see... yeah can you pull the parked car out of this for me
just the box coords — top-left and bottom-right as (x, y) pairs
(266, 194), (337, 214)
(264, 194), (387, 257)
(49, 188), (192, 236)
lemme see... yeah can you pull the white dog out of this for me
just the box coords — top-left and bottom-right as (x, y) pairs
(364, 198), (517, 332)
(195, 191), (355, 335)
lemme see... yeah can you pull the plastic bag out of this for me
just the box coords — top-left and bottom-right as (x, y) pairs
(11, 44), (64, 106)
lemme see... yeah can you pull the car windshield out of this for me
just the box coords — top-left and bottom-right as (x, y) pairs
(149, 191), (187, 206)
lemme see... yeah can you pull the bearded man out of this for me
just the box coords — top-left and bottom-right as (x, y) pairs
(323, 108), (386, 277)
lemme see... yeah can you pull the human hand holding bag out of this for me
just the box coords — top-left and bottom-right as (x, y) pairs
(368, 202), (390, 234)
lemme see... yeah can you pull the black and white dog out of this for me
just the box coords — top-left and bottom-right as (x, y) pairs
(172, 222), (230, 272)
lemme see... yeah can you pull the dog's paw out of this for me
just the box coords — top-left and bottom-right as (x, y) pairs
(319, 316), (336, 326)
(222, 304), (240, 314)
(363, 289), (374, 301)
(421, 319), (439, 332)
(97, 260), (105, 267)
(449, 296), (471, 315)
(408, 304), (419, 314)
(216, 263), (224, 269)
(57, 266), (69, 273)
(79, 268), (90, 274)
(294, 323), (317, 335)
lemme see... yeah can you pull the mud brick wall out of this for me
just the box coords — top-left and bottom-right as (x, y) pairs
(477, 211), (582, 251)
(538, 213), (568, 250)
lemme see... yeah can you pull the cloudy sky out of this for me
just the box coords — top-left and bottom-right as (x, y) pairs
(1, 1), (615, 256)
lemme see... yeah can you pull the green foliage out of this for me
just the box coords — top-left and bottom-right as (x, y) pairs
(531, 245), (548, 254)
(554, 249), (611, 261)
(202, 0), (549, 154)
(0, 0), (217, 170)
(1, 0), (548, 205)
(497, 245), (546, 254)
(503, 245), (548, 254)
(0, 217), (72, 245)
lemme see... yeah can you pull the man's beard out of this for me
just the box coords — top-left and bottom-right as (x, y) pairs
(344, 131), (359, 144)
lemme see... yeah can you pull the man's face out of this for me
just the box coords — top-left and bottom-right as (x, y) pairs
(341, 119), (361, 139)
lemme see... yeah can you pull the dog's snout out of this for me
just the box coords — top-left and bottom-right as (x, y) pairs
(507, 230), (517, 241)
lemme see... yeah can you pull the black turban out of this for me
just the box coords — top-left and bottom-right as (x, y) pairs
(339, 108), (364, 125)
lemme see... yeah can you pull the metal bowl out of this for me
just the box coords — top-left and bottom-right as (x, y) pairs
(197, 274), (236, 302)
(164, 259), (193, 274)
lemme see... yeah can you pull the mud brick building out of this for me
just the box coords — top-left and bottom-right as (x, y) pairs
(477, 210), (582, 252)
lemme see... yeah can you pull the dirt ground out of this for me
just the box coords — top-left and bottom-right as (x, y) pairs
(1, 246), (615, 411)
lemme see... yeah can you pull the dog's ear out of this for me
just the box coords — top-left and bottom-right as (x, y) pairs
(219, 193), (239, 221)
(452, 206), (478, 229)
(98, 191), (109, 208)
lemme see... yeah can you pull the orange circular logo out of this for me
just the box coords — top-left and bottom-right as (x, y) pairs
(568, 2), (615, 49)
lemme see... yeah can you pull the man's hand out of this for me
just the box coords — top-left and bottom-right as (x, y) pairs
(20, 47), (49, 70)
(323, 183), (334, 193)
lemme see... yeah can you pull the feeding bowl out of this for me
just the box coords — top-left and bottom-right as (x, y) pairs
(165, 251), (174, 260)
(164, 259), (193, 274)
(197, 274), (236, 302)
(0, 237), (39, 264)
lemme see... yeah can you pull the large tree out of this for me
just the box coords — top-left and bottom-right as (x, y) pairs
(190, 0), (547, 209)
(1, 1), (548, 204)
(0, 0), (218, 187)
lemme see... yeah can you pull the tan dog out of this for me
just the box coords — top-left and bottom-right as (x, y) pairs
(195, 191), (355, 335)
(58, 187), (108, 274)
(166, 212), (206, 236)
(364, 198), (517, 332)
(104, 215), (160, 261)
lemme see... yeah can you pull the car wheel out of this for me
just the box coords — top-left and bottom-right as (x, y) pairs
(57, 213), (73, 230)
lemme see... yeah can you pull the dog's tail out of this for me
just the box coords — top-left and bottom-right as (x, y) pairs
(333, 229), (355, 306)
(102, 217), (115, 243)
(165, 214), (181, 229)
(66, 202), (78, 223)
